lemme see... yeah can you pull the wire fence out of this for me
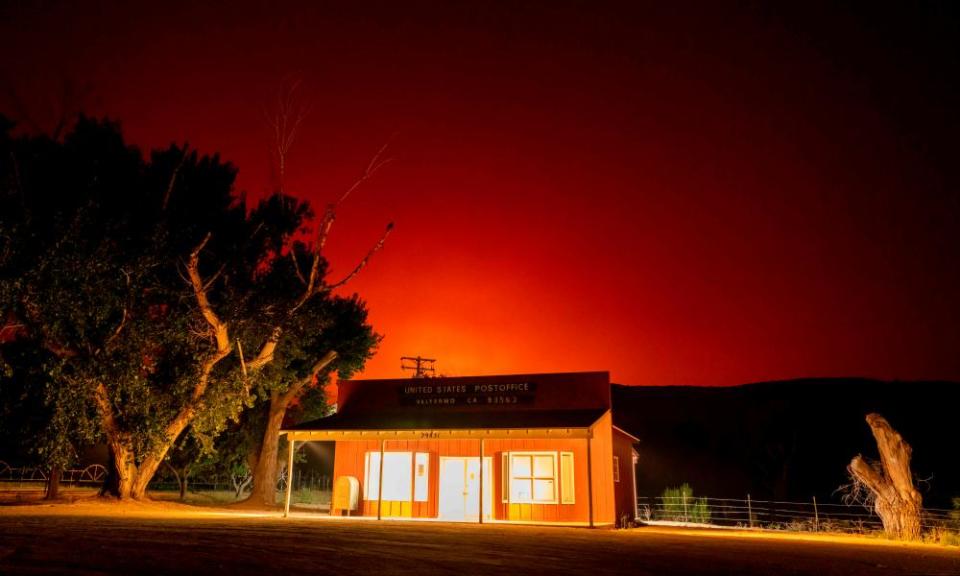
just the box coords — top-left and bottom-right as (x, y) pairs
(148, 470), (332, 496)
(638, 495), (960, 534)
(0, 460), (107, 486)
(1, 459), (331, 502)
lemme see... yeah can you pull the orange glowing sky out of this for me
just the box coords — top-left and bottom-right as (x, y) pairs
(2, 2), (958, 385)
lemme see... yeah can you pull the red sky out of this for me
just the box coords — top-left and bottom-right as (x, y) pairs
(2, 1), (958, 385)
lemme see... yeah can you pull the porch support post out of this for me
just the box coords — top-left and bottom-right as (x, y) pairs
(377, 437), (385, 520)
(283, 434), (295, 518)
(586, 435), (594, 528)
(479, 437), (485, 524)
(631, 450), (639, 522)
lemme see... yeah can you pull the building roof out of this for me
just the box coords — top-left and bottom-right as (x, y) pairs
(288, 408), (608, 432)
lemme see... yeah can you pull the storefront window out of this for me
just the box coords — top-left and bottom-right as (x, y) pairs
(509, 452), (557, 503)
(381, 452), (413, 501)
(364, 451), (427, 502)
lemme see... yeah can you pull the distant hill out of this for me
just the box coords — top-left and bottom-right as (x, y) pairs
(612, 379), (960, 508)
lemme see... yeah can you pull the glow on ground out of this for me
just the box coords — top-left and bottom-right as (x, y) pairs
(1, 495), (957, 553)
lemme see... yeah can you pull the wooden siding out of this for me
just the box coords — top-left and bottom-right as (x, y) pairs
(612, 428), (638, 524)
(330, 436), (602, 523)
(588, 410), (616, 525)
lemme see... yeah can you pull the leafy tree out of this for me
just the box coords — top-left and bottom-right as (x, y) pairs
(0, 115), (386, 500)
(0, 115), (186, 499)
(0, 338), (98, 498)
(241, 293), (379, 506)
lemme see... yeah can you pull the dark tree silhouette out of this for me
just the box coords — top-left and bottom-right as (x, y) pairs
(0, 115), (385, 500)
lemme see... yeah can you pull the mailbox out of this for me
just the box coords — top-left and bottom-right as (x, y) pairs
(333, 475), (360, 514)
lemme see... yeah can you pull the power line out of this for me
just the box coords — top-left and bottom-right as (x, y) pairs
(400, 355), (436, 378)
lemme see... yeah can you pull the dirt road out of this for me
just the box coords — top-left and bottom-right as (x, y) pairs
(1, 503), (957, 575)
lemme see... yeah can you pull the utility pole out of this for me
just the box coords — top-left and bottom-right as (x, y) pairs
(401, 356), (436, 378)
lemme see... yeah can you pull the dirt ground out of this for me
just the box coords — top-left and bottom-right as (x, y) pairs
(1, 501), (958, 576)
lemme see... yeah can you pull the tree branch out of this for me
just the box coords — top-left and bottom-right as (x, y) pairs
(161, 144), (188, 211)
(266, 76), (310, 194)
(93, 381), (129, 452)
(278, 350), (338, 407)
(245, 327), (283, 372)
(866, 414), (914, 494)
(338, 137), (395, 205)
(104, 268), (132, 350)
(315, 204), (336, 255)
(289, 250), (307, 286)
(848, 456), (888, 499)
(290, 205), (334, 314)
(329, 222), (393, 290)
(104, 306), (127, 350)
(186, 233), (231, 354)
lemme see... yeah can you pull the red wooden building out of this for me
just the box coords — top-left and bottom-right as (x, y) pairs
(282, 371), (638, 527)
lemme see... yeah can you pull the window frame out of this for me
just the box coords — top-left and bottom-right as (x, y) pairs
(363, 451), (381, 500)
(501, 452), (510, 503)
(560, 451), (575, 504)
(414, 452), (429, 502)
(507, 451), (559, 505)
(613, 455), (620, 483)
(364, 451), (427, 502)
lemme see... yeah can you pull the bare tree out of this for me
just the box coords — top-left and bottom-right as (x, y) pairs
(266, 75), (310, 194)
(846, 413), (923, 540)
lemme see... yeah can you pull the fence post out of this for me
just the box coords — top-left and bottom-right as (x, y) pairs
(747, 494), (753, 528)
(683, 492), (689, 523)
(813, 496), (819, 532)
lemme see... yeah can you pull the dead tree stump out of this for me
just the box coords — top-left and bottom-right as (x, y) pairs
(848, 413), (922, 540)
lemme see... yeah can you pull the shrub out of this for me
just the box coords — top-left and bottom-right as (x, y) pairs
(658, 483), (711, 524)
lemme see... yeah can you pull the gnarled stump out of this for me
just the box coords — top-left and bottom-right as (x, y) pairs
(848, 413), (922, 540)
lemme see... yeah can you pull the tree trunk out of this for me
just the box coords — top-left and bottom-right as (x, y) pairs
(94, 381), (139, 499)
(131, 454), (162, 499)
(112, 376), (212, 499)
(246, 351), (337, 507)
(180, 470), (189, 501)
(248, 394), (288, 507)
(164, 461), (189, 501)
(100, 441), (137, 499)
(848, 413), (923, 540)
(45, 465), (62, 500)
(233, 472), (253, 500)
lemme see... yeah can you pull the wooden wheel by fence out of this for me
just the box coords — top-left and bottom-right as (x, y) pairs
(80, 464), (106, 483)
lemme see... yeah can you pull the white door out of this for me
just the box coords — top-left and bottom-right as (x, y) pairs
(464, 458), (481, 519)
(439, 457), (492, 522)
(439, 458), (467, 520)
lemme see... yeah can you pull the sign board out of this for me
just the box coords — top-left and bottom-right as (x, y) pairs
(398, 381), (537, 407)
(336, 372), (611, 413)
